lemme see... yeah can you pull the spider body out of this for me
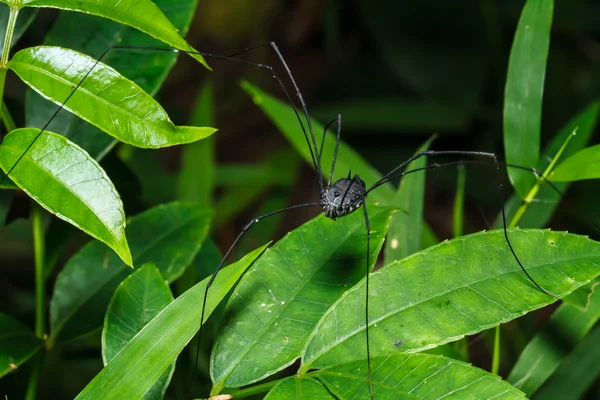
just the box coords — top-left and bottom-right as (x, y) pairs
(321, 174), (366, 220)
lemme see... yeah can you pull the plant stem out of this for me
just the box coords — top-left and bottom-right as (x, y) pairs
(26, 205), (46, 399)
(508, 128), (576, 228)
(228, 379), (279, 398)
(0, 5), (18, 67)
(0, 5), (18, 130)
(491, 325), (501, 375)
(2, 100), (16, 132)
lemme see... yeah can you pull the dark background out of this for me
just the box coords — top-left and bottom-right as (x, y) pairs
(1, 0), (600, 398)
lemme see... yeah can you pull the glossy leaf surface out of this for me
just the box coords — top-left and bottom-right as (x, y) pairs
(10, 46), (215, 148)
(302, 229), (600, 370)
(50, 203), (212, 342)
(0, 313), (42, 378)
(210, 206), (395, 389)
(25, 0), (200, 160)
(503, 0), (553, 198)
(75, 245), (267, 400)
(314, 354), (525, 399)
(102, 263), (174, 399)
(0, 129), (131, 265)
(0, 0), (208, 67)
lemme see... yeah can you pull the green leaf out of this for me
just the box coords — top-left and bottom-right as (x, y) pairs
(210, 206), (395, 390)
(178, 81), (215, 205)
(26, 0), (199, 160)
(102, 263), (174, 399)
(314, 354), (525, 399)
(265, 377), (334, 400)
(0, 129), (131, 265)
(507, 279), (600, 396)
(50, 202), (212, 343)
(533, 324), (600, 399)
(498, 101), (600, 229)
(74, 244), (267, 400)
(384, 136), (433, 264)
(302, 229), (600, 370)
(1, 0), (208, 68)
(503, 0), (554, 198)
(241, 81), (395, 204)
(549, 144), (600, 182)
(10, 46), (216, 148)
(0, 313), (43, 378)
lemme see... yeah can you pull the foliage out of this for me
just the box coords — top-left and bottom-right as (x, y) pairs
(1, 0), (600, 400)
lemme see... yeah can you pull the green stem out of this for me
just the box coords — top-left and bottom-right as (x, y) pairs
(0, 5), (18, 129)
(26, 205), (46, 399)
(508, 128), (577, 228)
(1, 5), (18, 66)
(2, 100), (16, 132)
(491, 325), (501, 375)
(228, 379), (279, 399)
(33, 205), (46, 338)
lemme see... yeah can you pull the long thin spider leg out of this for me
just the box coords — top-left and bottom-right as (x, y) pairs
(116, 44), (324, 191)
(368, 150), (496, 193)
(493, 156), (557, 299)
(367, 159), (565, 200)
(186, 202), (320, 399)
(361, 200), (374, 400)
(0, 45), (115, 185)
(319, 116), (340, 182)
(211, 41), (325, 191)
(318, 117), (338, 189)
(328, 114), (342, 187)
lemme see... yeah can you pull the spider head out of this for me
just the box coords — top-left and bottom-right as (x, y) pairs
(320, 174), (366, 220)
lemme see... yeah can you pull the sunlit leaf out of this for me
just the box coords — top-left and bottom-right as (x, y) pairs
(1, 0), (208, 67)
(10, 46), (215, 148)
(102, 263), (174, 399)
(314, 354), (525, 399)
(264, 376), (334, 399)
(75, 245), (267, 400)
(210, 206), (395, 390)
(0, 129), (131, 265)
(302, 229), (600, 370)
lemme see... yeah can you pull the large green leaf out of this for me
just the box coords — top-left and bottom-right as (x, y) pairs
(314, 354), (525, 399)
(10, 46), (215, 148)
(264, 377), (334, 400)
(0, 313), (43, 378)
(384, 136), (433, 264)
(74, 245), (267, 400)
(549, 144), (600, 182)
(302, 229), (600, 370)
(241, 81), (395, 204)
(0, 129), (131, 265)
(26, 0), (200, 160)
(102, 263), (174, 400)
(507, 279), (600, 396)
(503, 0), (554, 198)
(50, 202), (212, 343)
(0, 0), (208, 67)
(210, 206), (395, 391)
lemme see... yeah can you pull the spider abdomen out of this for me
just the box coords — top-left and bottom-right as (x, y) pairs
(321, 175), (367, 220)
